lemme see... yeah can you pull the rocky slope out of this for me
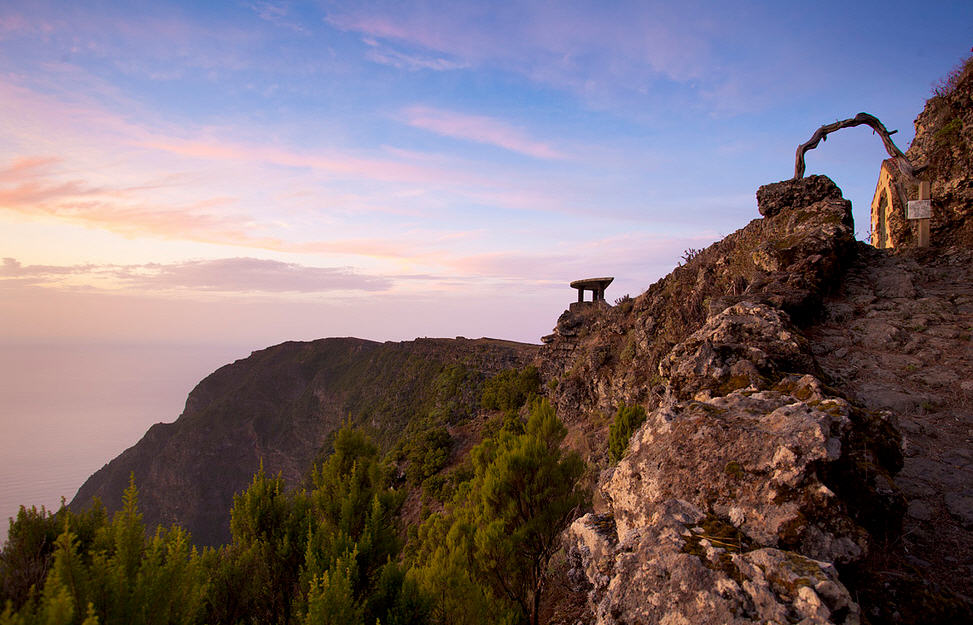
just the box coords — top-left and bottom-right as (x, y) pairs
(554, 181), (915, 624)
(71, 337), (537, 545)
(551, 59), (973, 625)
(541, 175), (856, 462)
(557, 193), (972, 624)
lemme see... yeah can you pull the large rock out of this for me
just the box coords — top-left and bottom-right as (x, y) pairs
(756, 175), (843, 218)
(569, 501), (861, 625)
(566, 373), (902, 624)
(659, 301), (816, 400)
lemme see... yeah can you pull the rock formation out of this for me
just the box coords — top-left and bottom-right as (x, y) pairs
(555, 179), (925, 624)
(553, 62), (973, 622)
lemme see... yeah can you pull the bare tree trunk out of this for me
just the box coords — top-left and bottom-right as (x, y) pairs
(794, 112), (918, 180)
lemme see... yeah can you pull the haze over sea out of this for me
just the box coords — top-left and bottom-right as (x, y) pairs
(0, 343), (247, 531)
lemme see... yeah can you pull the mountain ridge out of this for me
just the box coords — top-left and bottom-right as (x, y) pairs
(72, 336), (538, 546)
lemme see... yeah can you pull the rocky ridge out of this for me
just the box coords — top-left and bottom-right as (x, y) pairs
(549, 60), (973, 624)
(555, 181), (926, 624)
(72, 337), (537, 546)
(541, 175), (856, 459)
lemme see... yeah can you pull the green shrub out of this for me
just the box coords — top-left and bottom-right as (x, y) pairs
(404, 427), (453, 486)
(608, 404), (647, 463)
(480, 366), (541, 412)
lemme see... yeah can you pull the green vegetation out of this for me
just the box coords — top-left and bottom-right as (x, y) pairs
(409, 399), (587, 625)
(402, 427), (453, 487)
(1, 406), (587, 625)
(480, 366), (541, 412)
(608, 404), (647, 463)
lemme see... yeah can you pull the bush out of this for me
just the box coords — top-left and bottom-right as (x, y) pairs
(608, 404), (647, 463)
(480, 366), (541, 412)
(404, 427), (453, 486)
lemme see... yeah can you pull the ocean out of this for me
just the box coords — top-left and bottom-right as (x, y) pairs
(0, 343), (249, 534)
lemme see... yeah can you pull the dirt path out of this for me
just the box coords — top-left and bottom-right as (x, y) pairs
(806, 244), (973, 603)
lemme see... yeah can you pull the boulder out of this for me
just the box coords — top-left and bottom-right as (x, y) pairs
(756, 175), (843, 218)
(659, 301), (816, 400)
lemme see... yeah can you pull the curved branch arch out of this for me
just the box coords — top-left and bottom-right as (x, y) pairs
(794, 112), (918, 180)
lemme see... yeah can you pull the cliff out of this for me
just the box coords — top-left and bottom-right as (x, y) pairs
(71, 336), (537, 546)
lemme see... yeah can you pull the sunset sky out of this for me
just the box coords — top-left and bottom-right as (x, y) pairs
(2, 1), (971, 347)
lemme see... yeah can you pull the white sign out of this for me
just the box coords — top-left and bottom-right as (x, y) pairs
(907, 199), (931, 220)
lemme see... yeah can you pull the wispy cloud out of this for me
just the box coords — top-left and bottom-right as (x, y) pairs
(137, 135), (484, 186)
(1, 257), (394, 293)
(402, 106), (565, 160)
(365, 46), (468, 72)
(247, 1), (308, 34)
(325, 2), (713, 93)
(0, 158), (278, 248)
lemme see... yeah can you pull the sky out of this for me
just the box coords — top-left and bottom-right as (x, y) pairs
(1, 0), (972, 348)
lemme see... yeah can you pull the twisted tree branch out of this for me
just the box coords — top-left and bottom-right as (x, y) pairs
(794, 112), (917, 180)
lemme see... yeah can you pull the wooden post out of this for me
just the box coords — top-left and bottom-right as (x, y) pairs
(917, 181), (930, 248)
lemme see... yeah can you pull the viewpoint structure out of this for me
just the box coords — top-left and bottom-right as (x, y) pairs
(569, 277), (613, 311)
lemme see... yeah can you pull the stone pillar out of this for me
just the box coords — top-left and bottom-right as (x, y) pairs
(577, 288), (584, 303)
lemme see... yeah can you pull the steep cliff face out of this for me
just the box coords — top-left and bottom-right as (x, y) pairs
(71, 337), (537, 546)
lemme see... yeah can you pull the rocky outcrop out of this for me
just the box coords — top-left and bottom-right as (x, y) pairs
(659, 302), (817, 401)
(560, 174), (972, 624)
(540, 175), (856, 462)
(570, 503), (861, 625)
(756, 175), (843, 218)
(71, 337), (537, 545)
(566, 307), (903, 624)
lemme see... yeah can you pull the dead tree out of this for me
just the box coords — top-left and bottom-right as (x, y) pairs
(794, 112), (918, 180)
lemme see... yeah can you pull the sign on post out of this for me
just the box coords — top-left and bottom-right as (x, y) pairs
(906, 199), (931, 219)
(906, 181), (931, 247)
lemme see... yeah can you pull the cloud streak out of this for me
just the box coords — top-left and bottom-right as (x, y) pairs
(1, 257), (394, 293)
(402, 106), (565, 160)
(325, 2), (714, 94)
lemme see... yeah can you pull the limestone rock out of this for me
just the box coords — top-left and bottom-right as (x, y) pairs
(607, 381), (875, 563)
(564, 371), (907, 623)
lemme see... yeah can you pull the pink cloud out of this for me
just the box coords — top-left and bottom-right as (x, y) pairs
(138, 135), (488, 187)
(402, 106), (565, 160)
(0, 156), (61, 182)
(0, 157), (478, 264)
(326, 3), (711, 91)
